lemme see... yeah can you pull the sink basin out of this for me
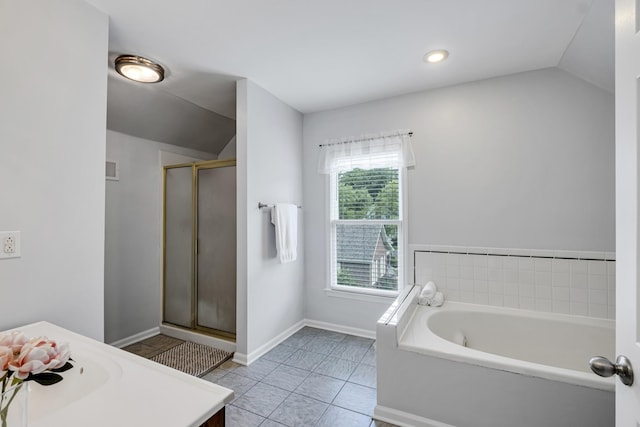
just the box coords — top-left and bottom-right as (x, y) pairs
(3, 321), (233, 427)
(29, 346), (123, 422)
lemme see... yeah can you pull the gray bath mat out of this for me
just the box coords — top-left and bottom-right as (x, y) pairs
(151, 341), (233, 377)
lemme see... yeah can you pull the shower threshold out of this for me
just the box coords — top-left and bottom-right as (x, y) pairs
(159, 323), (236, 354)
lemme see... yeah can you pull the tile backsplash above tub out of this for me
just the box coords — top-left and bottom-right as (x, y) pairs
(411, 245), (615, 320)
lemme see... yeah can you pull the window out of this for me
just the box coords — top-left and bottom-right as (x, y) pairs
(318, 131), (414, 296)
(331, 167), (403, 294)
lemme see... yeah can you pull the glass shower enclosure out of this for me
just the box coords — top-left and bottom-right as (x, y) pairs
(163, 159), (236, 340)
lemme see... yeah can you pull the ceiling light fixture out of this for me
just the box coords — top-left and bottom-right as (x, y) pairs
(114, 55), (165, 83)
(424, 50), (449, 64)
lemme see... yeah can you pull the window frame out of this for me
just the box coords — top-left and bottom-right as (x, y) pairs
(327, 167), (407, 297)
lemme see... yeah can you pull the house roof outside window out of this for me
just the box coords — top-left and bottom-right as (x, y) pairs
(336, 224), (393, 264)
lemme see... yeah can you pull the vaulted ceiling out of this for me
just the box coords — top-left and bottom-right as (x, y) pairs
(86, 0), (613, 154)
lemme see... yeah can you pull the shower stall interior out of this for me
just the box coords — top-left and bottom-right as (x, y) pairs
(163, 159), (236, 340)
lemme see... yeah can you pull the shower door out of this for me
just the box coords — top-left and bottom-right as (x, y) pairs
(163, 160), (236, 339)
(163, 166), (195, 329)
(196, 164), (236, 336)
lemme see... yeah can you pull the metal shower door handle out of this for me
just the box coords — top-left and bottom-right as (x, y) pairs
(589, 355), (634, 386)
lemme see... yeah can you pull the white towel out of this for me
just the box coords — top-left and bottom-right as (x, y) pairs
(418, 281), (437, 305)
(431, 291), (444, 307)
(271, 203), (298, 263)
(420, 281), (437, 299)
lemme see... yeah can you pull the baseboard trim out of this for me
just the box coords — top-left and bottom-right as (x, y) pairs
(234, 320), (306, 366)
(304, 318), (376, 339)
(159, 324), (236, 354)
(108, 326), (160, 348)
(374, 405), (456, 427)
(232, 352), (248, 365)
(232, 319), (375, 366)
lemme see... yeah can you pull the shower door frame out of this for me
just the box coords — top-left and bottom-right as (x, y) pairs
(162, 159), (237, 341)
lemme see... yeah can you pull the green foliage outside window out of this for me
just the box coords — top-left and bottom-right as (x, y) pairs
(338, 168), (398, 220)
(337, 268), (356, 287)
(338, 183), (373, 219)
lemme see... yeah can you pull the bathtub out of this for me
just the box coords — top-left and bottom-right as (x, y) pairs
(375, 285), (615, 427)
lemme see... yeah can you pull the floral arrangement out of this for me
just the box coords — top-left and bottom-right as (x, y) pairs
(0, 331), (73, 426)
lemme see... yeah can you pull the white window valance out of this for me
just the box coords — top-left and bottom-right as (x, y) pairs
(317, 131), (416, 174)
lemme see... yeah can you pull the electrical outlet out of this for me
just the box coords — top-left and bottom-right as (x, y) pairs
(0, 231), (20, 259)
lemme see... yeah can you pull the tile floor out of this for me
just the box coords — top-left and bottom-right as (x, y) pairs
(124, 328), (397, 426)
(122, 334), (184, 358)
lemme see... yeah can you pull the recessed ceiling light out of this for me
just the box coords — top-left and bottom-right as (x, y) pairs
(114, 55), (165, 83)
(424, 50), (449, 64)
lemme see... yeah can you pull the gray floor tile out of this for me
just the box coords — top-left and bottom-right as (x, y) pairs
(259, 420), (287, 427)
(215, 372), (258, 401)
(301, 336), (340, 355)
(294, 372), (345, 403)
(360, 346), (376, 367)
(233, 383), (291, 417)
(140, 334), (184, 350)
(261, 344), (297, 363)
(200, 367), (228, 383)
(123, 334), (184, 359)
(283, 349), (327, 371)
(331, 342), (370, 363)
(296, 326), (324, 336)
(342, 335), (375, 348)
(316, 405), (372, 427)
(281, 333), (315, 349)
(126, 327), (385, 426)
(229, 358), (281, 381)
(219, 359), (244, 371)
(369, 420), (400, 427)
(348, 363), (377, 388)
(333, 382), (377, 416)
(261, 364), (310, 391)
(314, 330), (348, 343)
(269, 393), (329, 426)
(313, 356), (359, 380)
(226, 405), (265, 427)
(121, 342), (163, 358)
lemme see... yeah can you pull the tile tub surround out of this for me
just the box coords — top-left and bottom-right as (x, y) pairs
(412, 245), (615, 319)
(200, 327), (397, 427)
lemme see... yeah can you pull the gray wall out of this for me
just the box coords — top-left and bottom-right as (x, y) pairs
(104, 130), (216, 343)
(303, 68), (615, 332)
(218, 136), (237, 160)
(236, 79), (305, 361)
(0, 0), (108, 340)
(107, 76), (236, 155)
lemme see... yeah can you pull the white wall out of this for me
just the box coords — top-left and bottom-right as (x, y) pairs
(0, 0), (108, 340)
(303, 68), (615, 332)
(104, 130), (215, 343)
(236, 80), (304, 361)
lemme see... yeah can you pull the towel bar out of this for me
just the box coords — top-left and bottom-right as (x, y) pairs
(258, 202), (302, 209)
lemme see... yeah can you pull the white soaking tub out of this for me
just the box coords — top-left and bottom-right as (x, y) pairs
(375, 285), (615, 427)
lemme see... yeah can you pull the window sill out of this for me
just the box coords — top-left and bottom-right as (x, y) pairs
(324, 288), (398, 304)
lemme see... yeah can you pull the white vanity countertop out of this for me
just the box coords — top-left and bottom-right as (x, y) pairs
(3, 321), (234, 427)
